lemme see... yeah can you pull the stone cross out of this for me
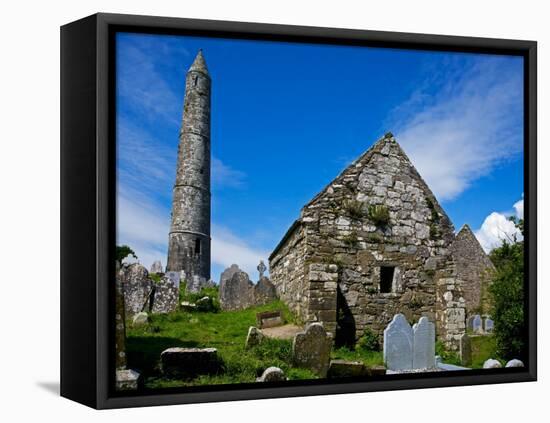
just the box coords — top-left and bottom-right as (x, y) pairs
(383, 313), (413, 371)
(412, 316), (435, 369)
(257, 260), (267, 279)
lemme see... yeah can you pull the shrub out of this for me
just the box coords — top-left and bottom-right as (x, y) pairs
(342, 231), (359, 248)
(488, 219), (525, 361)
(367, 204), (390, 226)
(343, 199), (364, 219)
(357, 328), (380, 351)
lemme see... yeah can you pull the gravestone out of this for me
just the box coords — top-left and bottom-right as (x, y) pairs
(292, 323), (333, 377)
(245, 326), (264, 349)
(412, 316), (435, 369)
(472, 314), (483, 334)
(483, 358), (502, 369)
(505, 359), (524, 368)
(219, 268), (254, 311)
(327, 360), (368, 378)
(459, 333), (472, 366)
(160, 347), (220, 379)
(119, 263), (153, 316)
(383, 313), (413, 371)
(256, 367), (286, 382)
(220, 264), (241, 285)
(254, 276), (278, 305)
(150, 260), (163, 274)
(484, 316), (494, 333)
(151, 276), (179, 314)
(256, 310), (284, 329)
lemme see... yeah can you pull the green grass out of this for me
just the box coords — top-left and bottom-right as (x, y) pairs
(470, 335), (503, 369)
(126, 300), (315, 388)
(331, 346), (384, 368)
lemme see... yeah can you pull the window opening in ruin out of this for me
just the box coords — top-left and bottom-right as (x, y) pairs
(195, 238), (201, 256)
(380, 266), (395, 293)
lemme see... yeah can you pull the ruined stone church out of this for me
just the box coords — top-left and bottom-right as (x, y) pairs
(269, 133), (494, 349)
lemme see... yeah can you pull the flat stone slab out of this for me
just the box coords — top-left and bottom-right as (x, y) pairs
(160, 347), (220, 379)
(256, 310), (284, 328)
(327, 360), (368, 378)
(262, 324), (303, 340)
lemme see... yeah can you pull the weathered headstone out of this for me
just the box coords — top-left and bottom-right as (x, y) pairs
(220, 264), (241, 285)
(484, 316), (494, 333)
(327, 360), (368, 378)
(383, 313), (413, 371)
(412, 316), (435, 369)
(459, 333), (472, 366)
(472, 314), (483, 334)
(505, 359), (524, 368)
(256, 367), (286, 382)
(483, 358), (502, 369)
(132, 311), (148, 326)
(292, 323), (333, 377)
(160, 347), (220, 379)
(119, 263), (153, 316)
(245, 326), (264, 349)
(254, 276), (278, 305)
(219, 268), (254, 311)
(151, 276), (179, 314)
(256, 310), (284, 329)
(150, 260), (163, 274)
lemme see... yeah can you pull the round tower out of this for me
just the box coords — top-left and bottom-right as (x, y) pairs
(166, 50), (211, 282)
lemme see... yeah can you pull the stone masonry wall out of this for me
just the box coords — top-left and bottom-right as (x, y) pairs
(269, 223), (309, 323)
(451, 224), (495, 316)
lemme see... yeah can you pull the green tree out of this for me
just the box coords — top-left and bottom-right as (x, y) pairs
(488, 217), (525, 360)
(116, 245), (137, 265)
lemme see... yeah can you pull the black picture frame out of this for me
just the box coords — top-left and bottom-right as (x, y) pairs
(60, 12), (537, 409)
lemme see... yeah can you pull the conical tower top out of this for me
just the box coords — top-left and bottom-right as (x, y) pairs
(188, 49), (209, 75)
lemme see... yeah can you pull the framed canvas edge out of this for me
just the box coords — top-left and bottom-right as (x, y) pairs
(76, 12), (537, 409)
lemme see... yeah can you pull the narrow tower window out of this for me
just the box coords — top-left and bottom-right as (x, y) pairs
(193, 75), (199, 87)
(195, 238), (201, 256)
(380, 266), (395, 293)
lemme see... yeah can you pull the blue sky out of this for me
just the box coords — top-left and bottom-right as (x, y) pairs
(116, 32), (524, 281)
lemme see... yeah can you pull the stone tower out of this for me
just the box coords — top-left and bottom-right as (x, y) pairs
(166, 50), (211, 283)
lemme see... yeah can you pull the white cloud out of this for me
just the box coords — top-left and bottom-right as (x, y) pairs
(212, 157), (247, 189)
(391, 57), (523, 201)
(474, 198), (524, 252)
(211, 225), (270, 279)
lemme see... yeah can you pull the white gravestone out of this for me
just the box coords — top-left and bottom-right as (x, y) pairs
(484, 317), (494, 333)
(472, 315), (483, 334)
(383, 314), (413, 371)
(412, 316), (435, 369)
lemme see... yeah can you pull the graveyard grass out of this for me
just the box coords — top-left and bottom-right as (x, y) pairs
(126, 296), (385, 388)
